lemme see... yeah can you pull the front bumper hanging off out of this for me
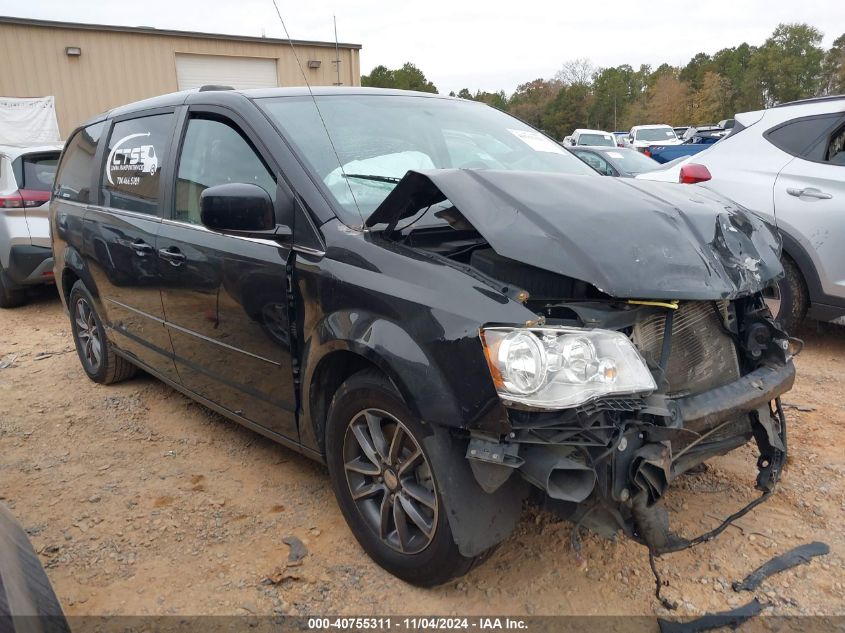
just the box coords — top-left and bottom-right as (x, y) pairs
(632, 396), (789, 555)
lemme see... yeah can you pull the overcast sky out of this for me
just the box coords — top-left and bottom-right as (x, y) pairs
(2, 0), (844, 95)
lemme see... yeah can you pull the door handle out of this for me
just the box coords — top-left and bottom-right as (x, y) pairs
(786, 187), (833, 200)
(158, 247), (186, 266)
(130, 240), (154, 256)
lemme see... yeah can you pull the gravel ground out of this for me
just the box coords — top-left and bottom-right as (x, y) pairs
(1, 289), (843, 617)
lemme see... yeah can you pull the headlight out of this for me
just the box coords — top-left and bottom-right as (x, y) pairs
(480, 326), (656, 409)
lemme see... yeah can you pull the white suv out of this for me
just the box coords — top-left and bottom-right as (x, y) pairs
(625, 124), (682, 151)
(637, 96), (845, 330)
(563, 129), (617, 147)
(0, 144), (62, 307)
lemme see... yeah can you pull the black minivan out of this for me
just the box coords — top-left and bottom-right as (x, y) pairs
(51, 87), (795, 586)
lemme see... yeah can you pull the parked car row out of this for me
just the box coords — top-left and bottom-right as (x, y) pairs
(646, 127), (727, 164)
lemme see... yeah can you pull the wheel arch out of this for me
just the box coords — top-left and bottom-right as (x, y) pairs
(298, 311), (506, 456)
(778, 229), (819, 305)
(58, 245), (94, 301)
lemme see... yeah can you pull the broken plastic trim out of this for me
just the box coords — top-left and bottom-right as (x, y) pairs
(645, 398), (788, 609)
(732, 541), (830, 592)
(657, 598), (764, 633)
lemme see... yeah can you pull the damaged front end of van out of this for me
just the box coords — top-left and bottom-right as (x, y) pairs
(366, 169), (796, 553)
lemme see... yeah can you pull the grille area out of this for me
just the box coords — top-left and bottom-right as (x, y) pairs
(632, 301), (740, 397)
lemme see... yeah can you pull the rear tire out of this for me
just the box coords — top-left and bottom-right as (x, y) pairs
(764, 255), (807, 334)
(325, 369), (483, 586)
(68, 280), (136, 384)
(0, 267), (25, 308)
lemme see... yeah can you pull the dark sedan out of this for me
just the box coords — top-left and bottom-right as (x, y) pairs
(568, 145), (661, 177)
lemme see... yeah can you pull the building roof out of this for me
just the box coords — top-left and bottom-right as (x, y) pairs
(0, 15), (362, 50)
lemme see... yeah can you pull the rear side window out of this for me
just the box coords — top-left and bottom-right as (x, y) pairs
(101, 113), (174, 215)
(765, 114), (843, 162)
(20, 154), (59, 191)
(824, 122), (845, 165)
(53, 121), (104, 203)
(174, 117), (276, 225)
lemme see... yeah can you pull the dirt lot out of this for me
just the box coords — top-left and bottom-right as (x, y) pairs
(1, 289), (843, 618)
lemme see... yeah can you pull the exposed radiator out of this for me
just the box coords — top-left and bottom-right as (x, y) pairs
(631, 301), (740, 397)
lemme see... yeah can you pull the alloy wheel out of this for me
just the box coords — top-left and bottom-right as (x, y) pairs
(74, 297), (103, 373)
(342, 408), (438, 554)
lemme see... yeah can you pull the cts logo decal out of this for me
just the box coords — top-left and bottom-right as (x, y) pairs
(106, 132), (159, 185)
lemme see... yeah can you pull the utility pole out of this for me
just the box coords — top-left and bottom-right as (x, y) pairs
(333, 15), (341, 86)
(614, 96), (617, 130)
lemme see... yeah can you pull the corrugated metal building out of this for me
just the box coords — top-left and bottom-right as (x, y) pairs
(0, 16), (362, 137)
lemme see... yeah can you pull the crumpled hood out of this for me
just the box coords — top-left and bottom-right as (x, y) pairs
(366, 169), (783, 300)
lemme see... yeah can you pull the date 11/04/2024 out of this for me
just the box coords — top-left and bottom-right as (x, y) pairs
(306, 617), (529, 630)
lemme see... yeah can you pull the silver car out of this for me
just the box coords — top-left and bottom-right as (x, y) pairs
(636, 95), (845, 331)
(0, 144), (62, 307)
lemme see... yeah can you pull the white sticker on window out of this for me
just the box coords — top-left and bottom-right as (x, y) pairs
(507, 129), (566, 154)
(107, 132), (159, 186)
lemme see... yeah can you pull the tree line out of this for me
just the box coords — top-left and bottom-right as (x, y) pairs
(361, 23), (845, 139)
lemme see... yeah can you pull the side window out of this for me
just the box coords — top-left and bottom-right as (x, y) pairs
(824, 123), (845, 165)
(765, 114), (842, 161)
(175, 117), (276, 225)
(575, 151), (610, 174)
(100, 113), (174, 214)
(53, 121), (104, 203)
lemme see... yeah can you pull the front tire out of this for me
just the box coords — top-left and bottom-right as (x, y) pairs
(325, 370), (482, 586)
(68, 281), (136, 384)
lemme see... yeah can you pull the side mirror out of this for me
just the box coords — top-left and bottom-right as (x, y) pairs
(200, 183), (291, 240)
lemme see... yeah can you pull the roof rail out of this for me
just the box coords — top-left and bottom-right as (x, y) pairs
(774, 94), (845, 108)
(198, 85), (235, 92)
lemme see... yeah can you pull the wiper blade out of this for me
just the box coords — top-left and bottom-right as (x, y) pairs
(343, 173), (402, 184)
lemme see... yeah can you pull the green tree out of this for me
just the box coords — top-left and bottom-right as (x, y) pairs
(820, 33), (845, 95)
(680, 53), (714, 90)
(590, 65), (636, 131)
(509, 78), (561, 128)
(360, 65), (395, 88)
(470, 90), (509, 111)
(712, 43), (763, 113)
(542, 83), (592, 139)
(752, 23), (824, 105)
(360, 62), (438, 93)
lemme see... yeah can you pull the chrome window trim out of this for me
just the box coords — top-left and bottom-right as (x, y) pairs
(106, 298), (281, 367)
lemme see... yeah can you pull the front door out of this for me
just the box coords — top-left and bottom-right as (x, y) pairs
(83, 112), (179, 381)
(157, 111), (297, 440)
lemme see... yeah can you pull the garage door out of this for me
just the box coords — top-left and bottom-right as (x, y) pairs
(175, 54), (278, 91)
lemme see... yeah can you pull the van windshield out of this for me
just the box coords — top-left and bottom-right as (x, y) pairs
(258, 94), (594, 226)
